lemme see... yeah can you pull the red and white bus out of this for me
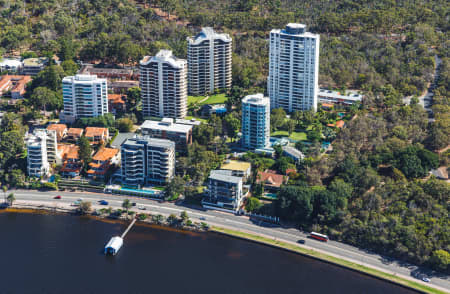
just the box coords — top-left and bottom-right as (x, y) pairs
(310, 232), (329, 242)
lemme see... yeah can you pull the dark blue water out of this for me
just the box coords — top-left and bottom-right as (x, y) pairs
(0, 212), (417, 294)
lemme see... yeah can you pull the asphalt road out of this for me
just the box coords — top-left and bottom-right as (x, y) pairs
(8, 189), (450, 292)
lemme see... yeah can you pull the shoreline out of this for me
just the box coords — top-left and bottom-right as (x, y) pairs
(2, 203), (448, 294)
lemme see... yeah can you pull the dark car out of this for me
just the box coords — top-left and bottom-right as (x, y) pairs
(54, 195), (61, 199)
(99, 200), (108, 205)
(298, 239), (305, 244)
(132, 202), (137, 206)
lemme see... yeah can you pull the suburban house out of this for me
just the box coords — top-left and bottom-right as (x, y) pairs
(84, 127), (109, 144)
(220, 160), (252, 180)
(0, 75), (32, 99)
(47, 124), (68, 142)
(58, 144), (82, 177)
(203, 170), (244, 211)
(67, 128), (84, 142)
(87, 147), (120, 179)
(256, 170), (288, 191)
(107, 94), (126, 114)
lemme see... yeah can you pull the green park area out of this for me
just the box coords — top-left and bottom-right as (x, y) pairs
(271, 130), (307, 141)
(188, 93), (228, 107)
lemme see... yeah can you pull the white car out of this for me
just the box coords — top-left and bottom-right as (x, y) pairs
(138, 206), (146, 210)
(422, 277), (430, 283)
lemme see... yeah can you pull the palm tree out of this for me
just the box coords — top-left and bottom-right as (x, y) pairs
(122, 199), (132, 218)
(7, 193), (15, 206)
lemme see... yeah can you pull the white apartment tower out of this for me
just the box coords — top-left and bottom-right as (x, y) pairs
(121, 136), (175, 186)
(187, 27), (232, 96)
(26, 130), (51, 178)
(241, 94), (271, 150)
(140, 50), (187, 119)
(62, 74), (108, 122)
(268, 23), (320, 112)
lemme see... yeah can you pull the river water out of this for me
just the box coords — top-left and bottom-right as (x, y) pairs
(0, 212), (417, 294)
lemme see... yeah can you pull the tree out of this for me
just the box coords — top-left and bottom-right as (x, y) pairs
(116, 118), (133, 132)
(165, 176), (185, 200)
(430, 250), (449, 272)
(287, 119), (296, 136)
(2, 186), (7, 204)
(180, 211), (189, 225)
(271, 108), (286, 131)
(77, 135), (92, 168)
(253, 183), (264, 198)
(224, 113), (240, 142)
(61, 60), (79, 76)
(6, 193), (15, 206)
(122, 199), (132, 217)
(167, 213), (178, 225)
(245, 197), (262, 212)
(30, 87), (62, 112)
(78, 201), (92, 214)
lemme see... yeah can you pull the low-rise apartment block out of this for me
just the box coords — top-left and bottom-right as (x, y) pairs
(67, 128), (84, 142)
(87, 147), (120, 179)
(58, 144), (82, 177)
(203, 170), (244, 211)
(84, 127), (109, 144)
(318, 89), (363, 105)
(0, 58), (23, 73)
(0, 75), (32, 99)
(26, 130), (51, 178)
(22, 57), (48, 76)
(121, 136), (175, 186)
(140, 118), (193, 150)
(46, 124), (68, 142)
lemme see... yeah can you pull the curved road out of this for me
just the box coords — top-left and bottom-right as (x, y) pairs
(8, 189), (450, 293)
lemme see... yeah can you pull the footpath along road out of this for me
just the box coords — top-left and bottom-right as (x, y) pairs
(8, 189), (450, 293)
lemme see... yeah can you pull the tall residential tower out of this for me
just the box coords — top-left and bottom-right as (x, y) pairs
(62, 74), (108, 123)
(268, 23), (320, 112)
(241, 94), (270, 150)
(140, 50), (188, 119)
(187, 27), (232, 96)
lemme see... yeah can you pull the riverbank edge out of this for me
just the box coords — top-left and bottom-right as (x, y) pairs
(2, 205), (446, 294)
(211, 226), (447, 294)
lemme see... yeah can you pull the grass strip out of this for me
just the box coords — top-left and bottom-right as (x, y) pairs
(211, 226), (446, 294)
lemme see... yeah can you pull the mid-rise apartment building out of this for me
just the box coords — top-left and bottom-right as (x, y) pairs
(241, 94), (270, 150)
(187, 27), (232, 95)
(26, 130), (51, 178)
(140, 118), (193, 150)
(203, 170), (243, 211)
(121, 136), (175, 186)
(62, 74), (108, 123)
(140, 50), (187, 119)
(268, 23), (320, 112)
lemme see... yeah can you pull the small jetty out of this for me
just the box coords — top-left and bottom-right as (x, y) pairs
(104, 218), (137, 256)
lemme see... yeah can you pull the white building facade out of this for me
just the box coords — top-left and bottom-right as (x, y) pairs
(26, 130), (51, 178)
(140, 50), (187, 119)
(121, 136), (175, 186)
(62, 74), (108, 123)
(241, 94), (270, 150)
(187, 27), (232, 96)
(268, 23), (320, 112)
(203, 170), (243, 211)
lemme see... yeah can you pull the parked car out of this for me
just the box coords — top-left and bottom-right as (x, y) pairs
(54, 195), (61, 199)
(77, 198), (83, 202)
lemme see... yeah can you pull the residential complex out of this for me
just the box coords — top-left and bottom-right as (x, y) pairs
(26, 130), (51, 178)
(62, 74), (108, 123)
(121, 136), (175, 186)
(140, 50), (188, 119)
(0, 75), (32, 99)
(241, 94), (270, 150)
(203, 170), (243, 211)
(268, 23), (320, 112)
(79, 64), (138, 80)
(22, 57), (48, 76)
(84, 127), (109, 144)
(318, 89), (363, 105)
(140, 118), (193, 150)
(187, 27), (232, 95)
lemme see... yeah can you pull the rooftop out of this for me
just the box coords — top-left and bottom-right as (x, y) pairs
(47, 123), (67, 133)
(140, 119), (193, 134)
(140, 50), (186, 68)
(110, 132), (135, 148)
(23, 57), (48, 67)
(92, 147), (119, 162)
(242, 93), (270, 106)
(108, 94), (125, 104)
(0, 58), (22, 67)
(209, 170), (242, 184)
(318, 89), (363, 101)
(256, 170), (286, 188)
(58, 144), (79, 160)
(282, 146), (305, 160)
(221, 160), (251, 172)
(0, 75), (32, 94)
(63, 74), (106, 84)
(188, 27), (231, 45)
(85, 127), (108, 138)
(271, 23), (318, 38)
(123, 136), (175, 149)
(67, 128), (84, 136)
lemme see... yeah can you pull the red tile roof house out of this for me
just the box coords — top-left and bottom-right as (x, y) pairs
(256, 170), (288, 191)
(84, 127), (109, 144)
(0, 75), (32, 99)
(67, 128), (84, 142)
(107, 94), (126, 114)
(47, 124), (67, 141)
(87, 147), (120, 179)
(58, 144), (82, 177)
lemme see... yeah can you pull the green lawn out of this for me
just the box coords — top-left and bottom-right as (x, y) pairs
(271, 130), (307, 141)
(185, 116), (207, 123)
(188, 93), (228, 106)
